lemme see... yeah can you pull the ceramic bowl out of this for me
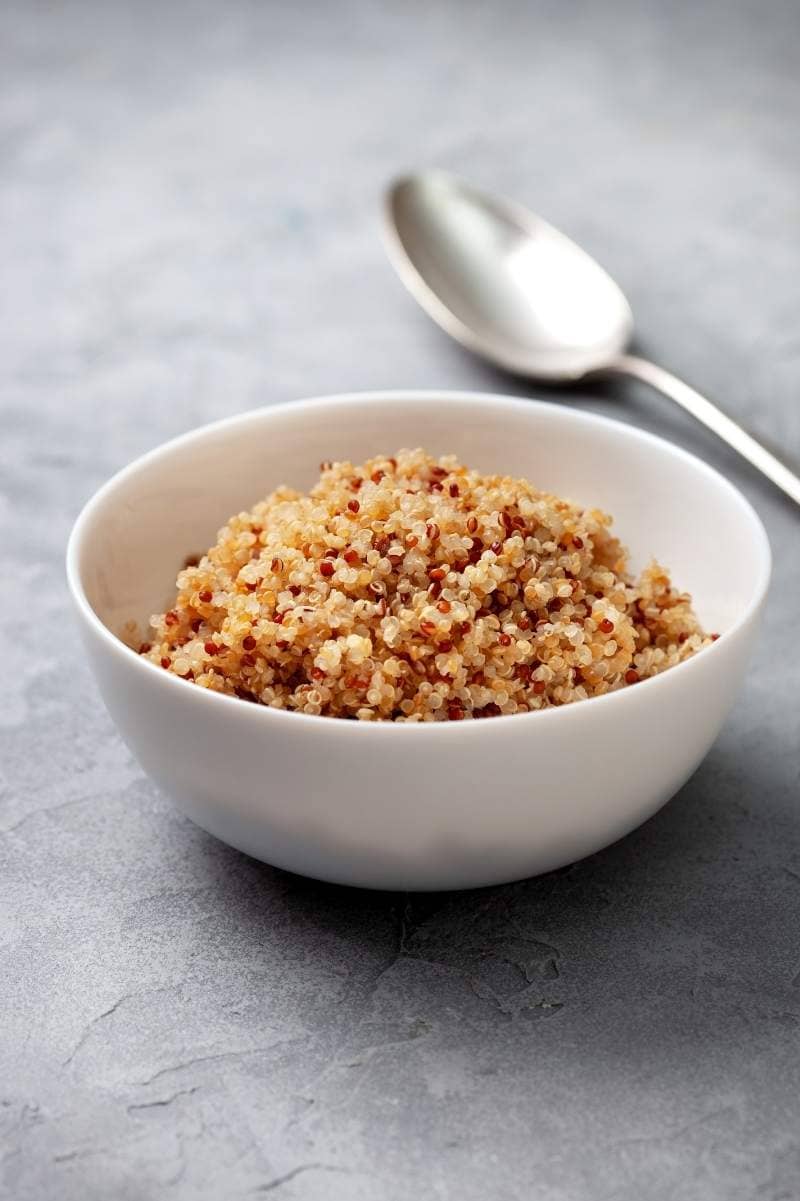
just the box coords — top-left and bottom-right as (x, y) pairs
(66, 392), (770, 891)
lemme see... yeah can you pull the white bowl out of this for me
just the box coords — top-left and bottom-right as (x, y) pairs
(66, 392), (770, 891)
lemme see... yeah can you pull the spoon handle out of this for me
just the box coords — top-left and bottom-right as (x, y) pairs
(609, 353), (800, 507)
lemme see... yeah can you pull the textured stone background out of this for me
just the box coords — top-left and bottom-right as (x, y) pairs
(1, 1), (799, 1198)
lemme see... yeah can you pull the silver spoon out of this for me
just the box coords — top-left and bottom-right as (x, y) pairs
(383, 170), (800, 507)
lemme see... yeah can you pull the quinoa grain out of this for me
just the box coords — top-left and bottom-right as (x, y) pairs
(144, 449), (710, 720)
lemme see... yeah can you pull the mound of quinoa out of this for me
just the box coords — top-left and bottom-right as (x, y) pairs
(141, 449), (714, 721)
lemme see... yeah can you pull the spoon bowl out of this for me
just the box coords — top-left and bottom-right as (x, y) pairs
(385, 171), (632, 379)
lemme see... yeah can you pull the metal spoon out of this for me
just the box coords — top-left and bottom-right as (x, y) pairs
(383, 170), (800, 506)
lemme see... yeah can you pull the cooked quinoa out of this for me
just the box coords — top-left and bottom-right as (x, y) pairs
(141, 449), (715, 721)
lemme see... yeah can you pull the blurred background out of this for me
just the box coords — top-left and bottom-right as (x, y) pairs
(2, 2), (799, 1200)
(3, 0), (799, 466)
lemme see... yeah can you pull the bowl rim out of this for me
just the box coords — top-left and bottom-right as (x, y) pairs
(66, 389), (772, 735)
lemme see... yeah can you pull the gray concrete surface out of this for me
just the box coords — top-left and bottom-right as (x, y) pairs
(1, 1), (799, 1198)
